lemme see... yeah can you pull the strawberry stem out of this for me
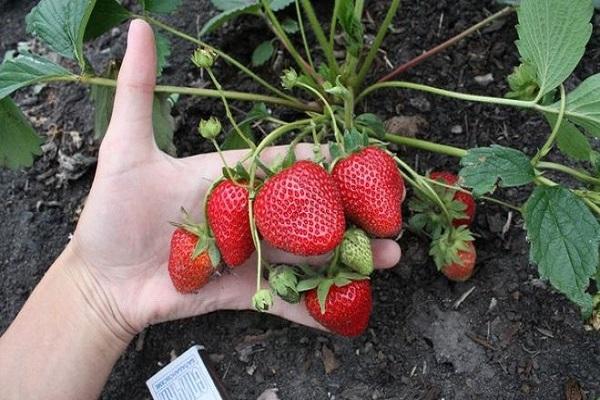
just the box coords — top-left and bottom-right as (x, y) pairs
(296, 82), (343, 145)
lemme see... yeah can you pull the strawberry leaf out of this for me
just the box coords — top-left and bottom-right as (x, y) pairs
(0, 97), (43, 169)
(545, 114), (591, 162)
(251, 40), (274, 67)
(0, 53), (74, 100)
(201, 3), (260, 37)
(515, 0), (593, 97)
(459, 145), (535, 197)
(523, 186), (600, 317)
(548, 73), (600, 137)
(355, 113), (386, 139)
(141, 0), (183, 13)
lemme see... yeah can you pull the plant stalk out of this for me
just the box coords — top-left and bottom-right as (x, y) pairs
(355, 0), (401, 90)
(295, 0), (315, 70)
(377, 6), (514, 82)
(299, 0), (340, 75)
(78, 76), (320, 112)
(531, 85), (565, 165)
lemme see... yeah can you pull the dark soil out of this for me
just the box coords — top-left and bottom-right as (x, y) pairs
(1, 0), (600, 399)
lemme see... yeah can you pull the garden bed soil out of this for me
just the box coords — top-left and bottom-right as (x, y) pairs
(1, 0), (600, 399)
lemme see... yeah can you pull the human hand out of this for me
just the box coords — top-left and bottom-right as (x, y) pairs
(66, 20), (401, 342)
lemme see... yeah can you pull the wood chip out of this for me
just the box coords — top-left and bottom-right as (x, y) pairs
(565, 377), (584, 400)
(321, 344), (339, 374)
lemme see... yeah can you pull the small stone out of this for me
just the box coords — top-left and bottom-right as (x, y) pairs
(299, 337), (309, 344)
(246, 363), (257, 376)
(409, 96), (431, 112)
(474, 73), (494, 86)
(209, 353), (225, 363)
(451, 125), (463, 134)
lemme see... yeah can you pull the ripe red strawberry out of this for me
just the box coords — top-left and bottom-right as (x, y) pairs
(254, 160), (345, 256)
(305, 279), (372, 337)
(168, 227), (217, 293)
(332, 147), (405, 238)
(430, 171), (476, 227)
(429, 226), (476, 282)
(207, 179), (254, 267)
(441, 241), (476, 282)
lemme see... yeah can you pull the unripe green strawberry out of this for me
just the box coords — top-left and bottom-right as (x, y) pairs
(341, 228), (374, 275)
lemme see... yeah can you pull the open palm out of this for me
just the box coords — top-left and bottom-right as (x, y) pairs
(70, 20), (401, 335)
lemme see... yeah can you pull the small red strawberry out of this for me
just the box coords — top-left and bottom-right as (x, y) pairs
(332, 146), (405, 238)
(254, 160), (345, 256)
(430, 171), (476, 227)
(207, 179), (254, 267)
(168, 226), (219, 293)
(429, 226), (476, 282)
(305, 279), (372, 337)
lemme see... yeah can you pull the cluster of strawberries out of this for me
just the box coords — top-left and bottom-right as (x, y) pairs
(167, 138), (477, 337)
(168, 146), (404, 336)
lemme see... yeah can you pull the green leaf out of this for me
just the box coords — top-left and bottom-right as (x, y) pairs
(269, 0), (295, 11)
(26, 0), (98, 68)
(549, 73), (600, 137)
(210, 0), (256, 11)
(281, 18), (299, 34)
(0, 97), (43, 169)
(524, 185), (600, 316)
(459, 145), (535, 197)
(0, 53), (74, 100)
(142, 0), (183, 13)
(545, 114), (591, 161)
(296, 277), (321, 292)
(251, 40), (274, 67)
(317, 279), (334, 314)
(200, 3), (260, 36)
(84, 0), (130, 41)
(155, 31), (171, 76)
(500, 0), (600, 8)
(355, 113), (385, 139)
(221, 103), (266, 150)
(152, 93), (176, 155)
(515, 0), (593, 97)
(336, 0), (363, 57)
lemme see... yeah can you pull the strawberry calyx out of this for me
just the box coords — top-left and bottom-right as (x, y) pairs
(329, 128), (371, 166)
(268, 265), (301, 304)
(429, 225), (474, 271)
(171, 208), (221, 268)
(297, 270), (368, 314)
(409, 173), (470, 235)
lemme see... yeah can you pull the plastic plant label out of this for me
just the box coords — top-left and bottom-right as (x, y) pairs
(146, 346), (223, 400)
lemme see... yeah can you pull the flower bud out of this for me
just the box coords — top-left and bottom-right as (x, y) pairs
(191, 48), (216, 68)
(252, 289), (274, 312)
(198, 117), (222, 139)
(281, 68), (298, 89)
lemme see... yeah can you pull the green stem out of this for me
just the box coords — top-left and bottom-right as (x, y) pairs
(77, 76), (319, 112)
(531, 85), (566, 165)
(295, 0), (315, 70)
(299, 0), (340, 75)
(354, 0), (365, 18)
(142, 15), (295, 102)
(206, 68), (256, 150)
(355, 0), (401, 90)
(297, 82), (342, 143)
(383, 133), (467, 157)
(247, 120), (312, 294)
(538, 162), (600, 186)
(211, 139), (235, 182)
(583, 198), (600, 217)
(329, 0), (340, 51)
(344, 89), (354, 130)
(261, 0), (320, 85)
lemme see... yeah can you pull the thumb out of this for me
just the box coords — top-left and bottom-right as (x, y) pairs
(105, 19), (157, 145)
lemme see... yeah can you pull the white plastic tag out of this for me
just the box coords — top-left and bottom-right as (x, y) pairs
(146, 345), (223, 400)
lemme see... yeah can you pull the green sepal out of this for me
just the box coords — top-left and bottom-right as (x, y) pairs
(324, 76), (350, 100)
(296, 277), (321, 292)
(343, 128), (369, 154)
(316, 279), (335, 314)
(269, 265), (300, 304)
(207, 241), (221, 267)
(252, 289), (274, 312)
(429, 226), (474, 271)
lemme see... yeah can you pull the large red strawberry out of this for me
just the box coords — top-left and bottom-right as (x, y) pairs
(430, 171), (476, 227)
(254, 160), (345, 256)
(207, 179), (254, 267)
(332, 147), (405, 238)
(168, 227), (218, 293)
(305, 279), (372, 337)
(429, 226), (476, 282)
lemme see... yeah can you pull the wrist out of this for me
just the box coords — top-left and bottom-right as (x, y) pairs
(53, 244), (137, 347)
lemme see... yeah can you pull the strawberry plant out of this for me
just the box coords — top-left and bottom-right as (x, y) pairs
(3, 0), (600, 333)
